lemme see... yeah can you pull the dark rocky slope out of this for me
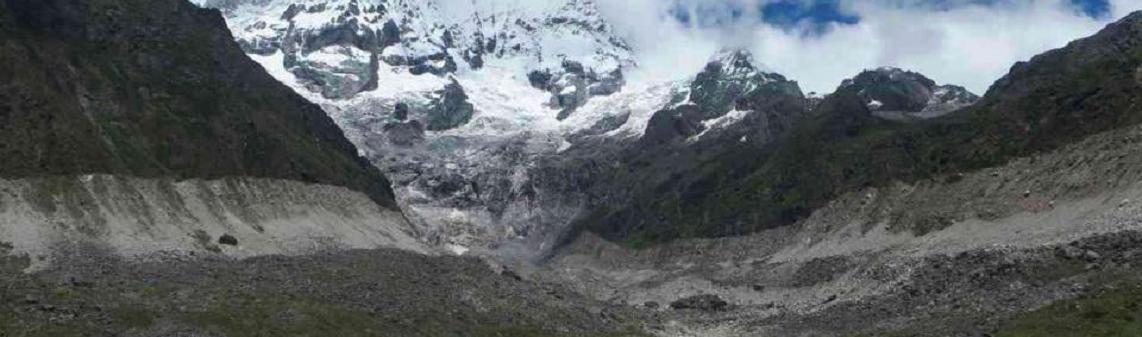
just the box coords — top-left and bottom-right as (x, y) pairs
(582, 11), (1142, 245)
(0, 0), (396, 208)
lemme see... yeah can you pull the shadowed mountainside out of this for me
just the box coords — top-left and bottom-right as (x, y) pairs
(0, 0), (397, 208)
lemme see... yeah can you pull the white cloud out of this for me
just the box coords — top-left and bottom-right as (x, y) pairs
(599, 0), (1142, 94)
(437, 0), (565, 20)
(596, 0), (723, 83)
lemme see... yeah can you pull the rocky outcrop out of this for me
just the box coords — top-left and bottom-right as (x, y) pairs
(529, 61), (629, 120)
(842, 67), (979, 120)
(288, 47), (380, 99)
(425, 79), (475, 131)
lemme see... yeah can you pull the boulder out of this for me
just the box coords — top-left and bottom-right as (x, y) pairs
(218, 234), (239, 246)
(669, 294), (728, 311)
(393, 102), (410, 121)
(528, 70), (553, 91)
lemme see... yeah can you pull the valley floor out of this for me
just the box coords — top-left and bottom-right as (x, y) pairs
(6, 108), (1142, 337)
(0, 246), (646, 337)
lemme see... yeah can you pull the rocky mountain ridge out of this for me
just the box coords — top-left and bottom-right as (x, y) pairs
(582, 12), (1142, 245)
(201, 0), (632, 102)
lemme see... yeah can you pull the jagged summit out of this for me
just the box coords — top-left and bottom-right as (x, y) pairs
(687, 49), (801, 119)
(703, 49), (790, 83)
(708, 49), (761, 76)
(200, 0), (634, 101)
(841, 66), (979, 119)
(639, 48), (802, 146)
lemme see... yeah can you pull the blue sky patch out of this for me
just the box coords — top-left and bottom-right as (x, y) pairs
(760, 0), (859, 33)
(761, 0), (859, 26)
(1073, 0), (1111, 18)
(671, 2), (748, 27)
(671, 0), (1112, 33)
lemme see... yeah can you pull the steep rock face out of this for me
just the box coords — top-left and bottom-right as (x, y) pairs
(0, 0), (397, 209)
(582, 12), (1142, 244)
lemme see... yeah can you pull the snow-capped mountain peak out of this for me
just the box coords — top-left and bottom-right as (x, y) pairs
(195, 0), (664, 257)
(709, 49), (761, 77)
(203, 0), (634, 100)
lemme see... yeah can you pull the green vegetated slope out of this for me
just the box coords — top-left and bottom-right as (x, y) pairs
(588, 12), (1142, 245)
(997, 283), (1142, 337)
(0, 0), (396, 207)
